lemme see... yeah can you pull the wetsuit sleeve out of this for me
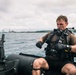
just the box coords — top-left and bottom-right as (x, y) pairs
(70, 34), (76, 45)
(40, 32), (51, 43)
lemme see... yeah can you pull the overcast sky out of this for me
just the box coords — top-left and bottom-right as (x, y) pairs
(0, 0), (76, 31)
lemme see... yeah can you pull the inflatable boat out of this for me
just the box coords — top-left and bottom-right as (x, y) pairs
(0, 34), (76, 75)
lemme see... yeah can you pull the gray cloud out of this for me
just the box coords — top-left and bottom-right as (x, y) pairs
(36, 0), (76, 14)
(0, 0), (76, 31)
(0, 0), (10, 12)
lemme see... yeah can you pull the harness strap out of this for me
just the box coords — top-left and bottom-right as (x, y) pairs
(65, 31), (73, 61)
(45, 28), (73, 60)
(59, 29), (73, 61)
(45, 30), (56, 44)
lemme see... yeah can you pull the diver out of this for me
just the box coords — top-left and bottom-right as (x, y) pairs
(32, 15), (76, 75)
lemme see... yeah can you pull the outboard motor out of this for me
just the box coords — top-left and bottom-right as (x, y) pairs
(0, 34), (19, 75)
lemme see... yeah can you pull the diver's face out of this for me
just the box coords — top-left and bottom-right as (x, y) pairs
(56, 19), (68, 30)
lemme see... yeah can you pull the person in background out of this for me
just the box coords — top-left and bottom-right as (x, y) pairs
(32, 15), (76, 75)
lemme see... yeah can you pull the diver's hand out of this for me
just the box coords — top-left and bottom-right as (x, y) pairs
(36, 41), (43, 49)
(55, 43), (71, 51)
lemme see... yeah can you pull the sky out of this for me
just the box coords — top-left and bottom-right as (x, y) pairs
(0, 0), (76, 31)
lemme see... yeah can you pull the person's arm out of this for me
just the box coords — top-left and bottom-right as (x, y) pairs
(39, 32), (50, 43)
(36, 32), (50, 48)
(71, 44), (76, 52)
(54, 34), (76, 52)
(70, 34), (76, 52)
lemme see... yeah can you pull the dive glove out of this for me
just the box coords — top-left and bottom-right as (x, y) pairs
(36, 41), (43, 49)
(55, 43), (71, 52)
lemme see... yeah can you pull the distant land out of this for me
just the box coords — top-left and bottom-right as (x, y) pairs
(0, 27), (76, 33)
(1, 30), (52, 33)
(1, 30), (76, 33)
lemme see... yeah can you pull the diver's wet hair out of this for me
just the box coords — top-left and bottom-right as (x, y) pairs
(56, 15), (68, 22)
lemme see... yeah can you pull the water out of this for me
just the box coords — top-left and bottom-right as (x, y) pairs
(0, 32), (76, 58)
(0, 32), (47, 57)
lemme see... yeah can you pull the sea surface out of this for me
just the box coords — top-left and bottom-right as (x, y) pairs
(0, 32), (48, 57)
(0, 32), (76, 58)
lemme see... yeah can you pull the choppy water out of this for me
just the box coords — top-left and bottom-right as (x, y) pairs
(0, 32), (76, 58)
(0, 32), (47, 57)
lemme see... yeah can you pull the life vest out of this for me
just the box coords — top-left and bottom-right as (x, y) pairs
(45, 28), (73, 61)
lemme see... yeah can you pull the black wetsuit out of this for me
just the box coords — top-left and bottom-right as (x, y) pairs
(43, 29), (76, 71)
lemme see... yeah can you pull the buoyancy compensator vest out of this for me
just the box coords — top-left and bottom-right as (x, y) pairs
(45, 28), (73, 60)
